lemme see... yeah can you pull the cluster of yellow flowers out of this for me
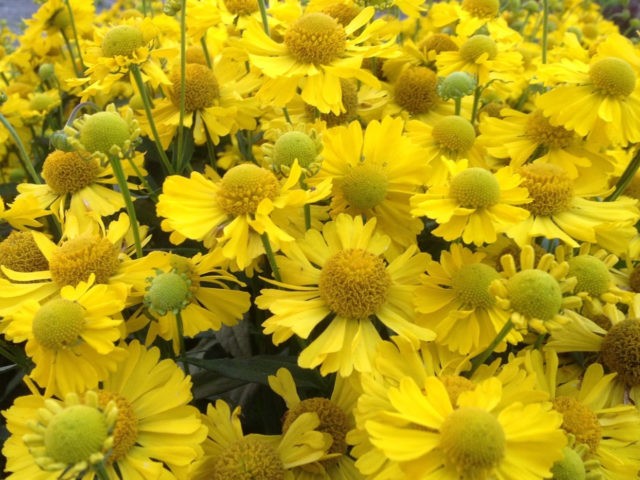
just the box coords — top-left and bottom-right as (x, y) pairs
(1, 0), (640, 478)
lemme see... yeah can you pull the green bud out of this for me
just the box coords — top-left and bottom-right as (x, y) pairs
(438, 72), (477, 100)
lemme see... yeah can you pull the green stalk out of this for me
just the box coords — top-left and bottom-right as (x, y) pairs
(257, 0), (270, 35)
(108, 154), (143, 258)
(59, 29), (82, 78)
(130, 64), (174, 174)
(0, 113), (41, 184)
(261, 232), (281, 281)
(176, 0), (188, 173)
(470, 85), (482, 124)
(468, 320), (514, 375)
(63, 0), (86, 72)
(606, 148), (640, 201)
(94, 462), (110, 480)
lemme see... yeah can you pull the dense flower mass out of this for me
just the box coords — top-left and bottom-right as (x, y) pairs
(1, 0), (640, 478)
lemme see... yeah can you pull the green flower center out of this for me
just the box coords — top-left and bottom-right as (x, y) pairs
(553, 397), (601, 452)
(394, 66), (439, 115)
(319, 248), (391, 319)
(29, 93), (57, 111)
(49, 236), (120, 287)
(589, 57), (636, 98)
(44, 404), (108, 466)
(519, 163), (574, 216)
(169, 63), (220, 113)
(459, 35), (498, 63)
(462, 0), (499, 17)
(507, 269), (562, 321)
(212, 437), (285, 480)
(525, 110), (575, 150)
(601, 319), (640, 386)
(0, 231), (49, 275)
(440, 375), (476, 407)
(551, 446), (587, 480)
(98, 391), (138, 462)
(216, 164), (281, 216)
(79, 111), (131, 154)
(272, 131), (318, 169)
(102, 24), (145, 57)
(567, 255), (611, 297)
(440, 407), (506, 477)
(449, 167), (501, 209)
(285, 13), (346, 65)
(145, 271), (191, 315)
(42, 150), (100, 194)
(49, 8), (71, 30)
(32, 298), (85, 350)
(432, 115), (477, 157)
(451, 263), (500, 309)
(341, 163), (389, 211)
(223, 0), (259, 15)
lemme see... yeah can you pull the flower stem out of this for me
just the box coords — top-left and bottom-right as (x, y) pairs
(63, 0), (86, 72)
(468, 319), (514, 375)
(0, 113), (41, 184)
(470, 85), (482, 124)
(257, 0), (270, 35)
(261, 232), (281, 281)
(94, 462), (110, 480)
(606, 148), (640, 201)
(108, 154), (143, 258)
(176, 0), (188, 173)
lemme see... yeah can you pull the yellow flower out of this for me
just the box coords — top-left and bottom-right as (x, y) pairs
(0, 194), (49, 231)
(257, 213), (435, 376)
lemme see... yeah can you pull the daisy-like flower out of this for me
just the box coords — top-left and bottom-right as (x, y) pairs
(157, 160), (331, 271)
(0, 194), (49, 231)
(3, 275), (128, 397)
(310, 116), (428, 251)
(429, 0), (521, 40)
(241, 7), (393, 114)
(410, 159), (531, 246)
(2, 340), (208, 479)
(257, 213), (435, 377)
(490, 244), (581, 335)
(189, 398), (332, 480)
(415, 243), (516, 355)
(268, 367), (361, 479)
(365, 374), (566, 479)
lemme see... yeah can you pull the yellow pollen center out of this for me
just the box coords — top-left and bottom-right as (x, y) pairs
(102, 25), (145, 57)
(319, 248), (391, 319)
(419, 33), (459, 54)
(440, 375), (476, 406)
(519, 163), (573, 216)
(340, 163), (389, 211)
(285, 13), (346, 65)
(525, 110), (575, 150)
(567, 255), (611, 297)
(507, 269), (563, 321)
(449, 167), (501, 208)
(394, 66), (439, 115)
(553, 397), (601, 452)
(451, 263), (500, 309)
(223, 0), (259, 15)
(322, 3), (362, 26)
(589, 57), (636, 98)
(32, 298), (85, 350)
(169, 63), (220, 113)
(462, 0), (500, 17)
(49, 236), (120, 287)
(0, 231), (49, 274)
(440, 407), (506, 478)
(212, 437), (285, 480)
(629, 264), (640, 293)
(42, 150), (100, 194)
(216, 164), (280, 216)
(601, 319), (640, 386)
(79, 111), (131, 154)
(309, 78), (359, 127)
(459, 35), (498, 63)
(432, 115), (476, 156)
(98, 391), (138, 462)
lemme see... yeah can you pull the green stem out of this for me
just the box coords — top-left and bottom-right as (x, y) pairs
(130, 64), (174, 174)
(108, 154), (143, 258)
(125, 156), (158, 202)
(0, 113), (41, 184)
(541, 0), (549, 64)
(94, 462), (110, 480)
(261, 232), (281, 282)
(606, 148), (640, 201)
(454, 97), (461, 116)
(59, 29), (82, 78)
(176, 0), (188, 173)
(470, 85), (482, 124)
(200, 36), (212, 68)
(468, 320), (514, 375)
(63, 0), (86, 72)
(257, 0), (270, 35)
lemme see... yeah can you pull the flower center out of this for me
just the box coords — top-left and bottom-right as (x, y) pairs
(322, 3), (362, 26)
(319, 248), (391, 319)
(519, 163), (573, 216)
(0, 231), (49, 275)
(144, 271), (192, 315)
(29, 93), (57, 111)
(340, 163), (389, 211)
(419, 33), (459, 54)
(309, 78), (359, 127)
(169, 63), (220, 113)
(525, 110), (575, 150)
(49, 236), (120, 287)
(440, 407), (506, 478)
(97, 391), (138, 462)
(170, 254), (201, 291)
(449, 167), (501, 209)
(283, 397), (349, 465)
(550, 446), (587, 480)
(49, 8), (71, 30)
(216, 164), (281, 216)
(507, 269), (562, 321)
(589, 57), (636, 98)
(567, 255), (611, 297)
(44, 404), (109, 466)
(223, 0), (259, 15)
(462, 0), (500, 17)
(394, 66), (439, 115)
(284, 13), (346, 65)
(601, 319), (640, 386)
(459, 35), (498, 63)
(629, 264), (640, 293)
(272, 131), (319, 170)
(552, 397), (601, 452)
(212, 437), (286, 480)
(432, 115), (477, 156)
(102, 25), (145, 57)
(440, 375), (476, 406)
(42, 150), (100, 194)
(451, 263), (500, 309)
(32, 298), (85, 350)
(79, 111), (131, 155)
